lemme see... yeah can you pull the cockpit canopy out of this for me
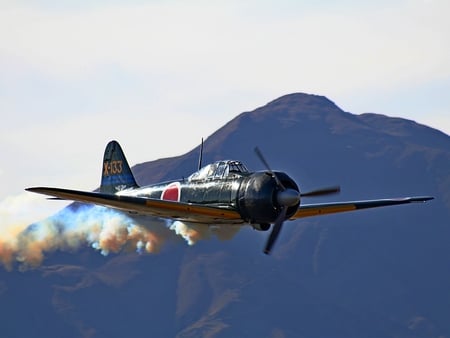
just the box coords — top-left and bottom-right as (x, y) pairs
(188, 160), (249, 181)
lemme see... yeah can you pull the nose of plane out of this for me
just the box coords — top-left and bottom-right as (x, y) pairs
(276, 188), (300, 207)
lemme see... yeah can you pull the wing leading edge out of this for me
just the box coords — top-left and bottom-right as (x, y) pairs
(26, 187), (243, 224)
(291, 196), (434, 219)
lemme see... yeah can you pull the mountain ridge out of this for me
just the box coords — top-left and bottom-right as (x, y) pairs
(132, 93), (448, 208)
(1, 92), (448, 338)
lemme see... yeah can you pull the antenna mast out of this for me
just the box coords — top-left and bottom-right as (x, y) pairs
(197, 138), (204, 170)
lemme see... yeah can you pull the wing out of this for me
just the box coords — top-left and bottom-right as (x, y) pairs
(26, 187), (243, 224)
(290, 196), (434, 219)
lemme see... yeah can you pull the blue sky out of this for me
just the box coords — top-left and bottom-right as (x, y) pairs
(0, 0), (449, 222)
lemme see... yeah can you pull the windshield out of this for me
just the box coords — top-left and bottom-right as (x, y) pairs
(188, 160), (249, 181)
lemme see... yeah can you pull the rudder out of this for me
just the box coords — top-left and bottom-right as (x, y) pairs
(100, 140), (138, 194)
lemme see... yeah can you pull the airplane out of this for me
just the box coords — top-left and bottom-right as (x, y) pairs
(26, 140), (433, 254)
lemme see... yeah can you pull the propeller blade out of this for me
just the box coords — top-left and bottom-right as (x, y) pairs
(254, 147), (285, 191)
(301, 186), (341, 197)
(254, 146), (272, 172)
(264, 207), (287, 255)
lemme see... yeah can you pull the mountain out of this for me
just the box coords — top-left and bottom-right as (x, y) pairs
(1, 93), (449, 338)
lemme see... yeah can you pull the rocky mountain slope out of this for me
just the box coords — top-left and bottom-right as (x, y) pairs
(1, 93), (449, 338)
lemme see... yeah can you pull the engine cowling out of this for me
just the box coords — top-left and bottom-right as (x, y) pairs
(237, 171), (300, 224)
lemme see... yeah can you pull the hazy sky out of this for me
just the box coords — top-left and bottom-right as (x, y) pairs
(1, 0), (449, 218)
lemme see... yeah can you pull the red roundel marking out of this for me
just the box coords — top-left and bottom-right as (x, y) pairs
(161, 182), (180, 202)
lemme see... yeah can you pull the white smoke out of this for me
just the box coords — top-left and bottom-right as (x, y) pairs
(0, 193), (242, 270)
(0, 193), (167, 270)
(170, 220), (241, 245)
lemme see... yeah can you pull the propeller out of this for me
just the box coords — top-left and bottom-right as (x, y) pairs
(254, 147), (341, 255)
(301, 185), (340, 197)
(254, 147), (293, 255)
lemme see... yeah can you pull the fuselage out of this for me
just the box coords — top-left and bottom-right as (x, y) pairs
(117, 160), (300, 227)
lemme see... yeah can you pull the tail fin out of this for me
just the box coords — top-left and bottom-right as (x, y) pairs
(100, 140), (139, 194)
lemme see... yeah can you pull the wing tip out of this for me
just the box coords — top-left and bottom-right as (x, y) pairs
(410, 196), (434, 202)
(26, 187), (49, 194)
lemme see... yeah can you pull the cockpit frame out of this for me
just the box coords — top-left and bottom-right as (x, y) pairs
(188, 160), (249, 181)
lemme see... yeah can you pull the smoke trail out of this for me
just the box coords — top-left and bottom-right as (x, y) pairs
(0, 192), (64, 269)
(0, 193), (242, 270)
(170, 221), (241, 245)
(170, 221), (211, 245)
(0, 194), (168, 270)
